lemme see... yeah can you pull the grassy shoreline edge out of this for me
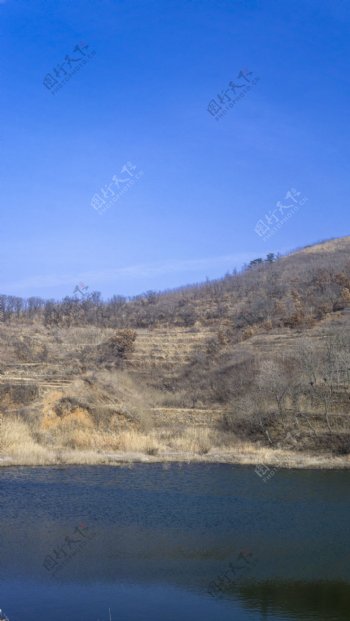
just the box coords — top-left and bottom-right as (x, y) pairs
(1, 448), (350, 469)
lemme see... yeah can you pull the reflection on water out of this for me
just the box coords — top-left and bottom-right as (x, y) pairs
(235, 581), (350, 621)
(0, 464), (349, 620)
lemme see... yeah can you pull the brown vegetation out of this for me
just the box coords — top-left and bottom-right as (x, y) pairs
(1, 236), (350, 466)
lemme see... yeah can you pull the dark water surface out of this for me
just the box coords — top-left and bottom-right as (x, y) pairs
(0, 464), (350, 621)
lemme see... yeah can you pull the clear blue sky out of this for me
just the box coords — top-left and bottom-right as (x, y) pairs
(1, 0), (349, 299)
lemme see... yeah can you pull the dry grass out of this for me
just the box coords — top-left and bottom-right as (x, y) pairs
(1, 411), (350, 469)
(168, 427), (215, 454)
(0, 415), (53, 464)
(115, 430), (159, 454)
(0, 415), (35, 452)
(296, 236), (350, 256)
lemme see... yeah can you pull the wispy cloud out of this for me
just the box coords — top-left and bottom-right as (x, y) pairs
(2, 252), (256, 295)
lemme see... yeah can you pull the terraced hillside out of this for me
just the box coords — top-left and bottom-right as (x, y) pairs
(127, 326), (214, 374)
(1, 236), (350, 466)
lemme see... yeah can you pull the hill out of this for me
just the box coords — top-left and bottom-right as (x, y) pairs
(1, 236), (350, 468)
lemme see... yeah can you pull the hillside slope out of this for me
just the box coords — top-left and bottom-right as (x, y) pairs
(1, 236), (350, 467)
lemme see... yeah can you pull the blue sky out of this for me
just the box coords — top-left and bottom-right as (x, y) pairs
(0, 0), (349, 299)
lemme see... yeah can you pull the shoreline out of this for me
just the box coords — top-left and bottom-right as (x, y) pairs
(1, 447), (350, 470)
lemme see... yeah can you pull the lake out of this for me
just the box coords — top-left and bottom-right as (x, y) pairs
(0, 463), (349, 621)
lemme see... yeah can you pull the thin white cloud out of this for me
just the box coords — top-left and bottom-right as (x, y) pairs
(2, 252), (256, 294)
